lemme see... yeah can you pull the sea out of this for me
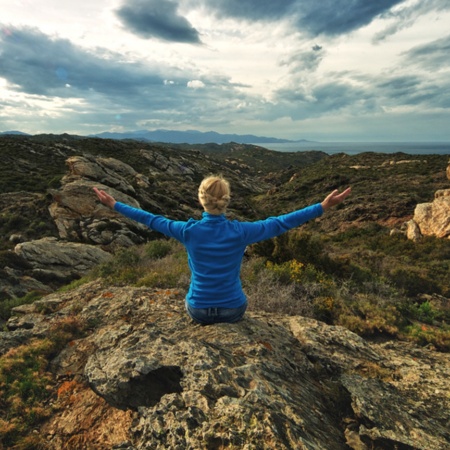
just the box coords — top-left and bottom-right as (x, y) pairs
(253, 142), (450, 156)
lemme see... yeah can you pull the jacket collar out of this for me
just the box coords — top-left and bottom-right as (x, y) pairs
(202, 212), (226, 221)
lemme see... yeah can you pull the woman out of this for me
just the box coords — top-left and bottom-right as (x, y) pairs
(94, 176), (350, 325)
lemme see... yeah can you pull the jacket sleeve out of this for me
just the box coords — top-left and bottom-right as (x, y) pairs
(240, 203), (323, 244)
(114, 202), (186, 242)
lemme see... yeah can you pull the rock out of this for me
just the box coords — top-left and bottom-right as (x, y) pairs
(404, 161), (450, 240)
(1, 282), (448, 449)
(139, 149), (196, 177)
(65, 155), (138, 195)
(410, 189), (450, 239)
(14, 237), (112, 282)
(405, 218), (422, 241)
(48, 155), (151, 245)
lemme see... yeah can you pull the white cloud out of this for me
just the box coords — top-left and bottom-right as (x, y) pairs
(0, 0), (449, 140)
(187, 80), (205, 89)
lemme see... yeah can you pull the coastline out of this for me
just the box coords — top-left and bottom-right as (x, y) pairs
(255, 141), (450, 155)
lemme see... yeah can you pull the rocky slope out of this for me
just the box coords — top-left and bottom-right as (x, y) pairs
(3, 281), (449, 449)
(1, 136), (450, 449)
(1, 135), (449, 303)
(0, 136), (277, 300)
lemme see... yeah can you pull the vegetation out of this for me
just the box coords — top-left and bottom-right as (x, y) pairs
(0, 135), (449, 446)
(75, 231), (449, 351)
(0, 316), (87, 448)
(248, 227), (450, 350)
(0, 291), (44, 321)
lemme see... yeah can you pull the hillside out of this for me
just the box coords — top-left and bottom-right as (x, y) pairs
(0, 134), (449, 448)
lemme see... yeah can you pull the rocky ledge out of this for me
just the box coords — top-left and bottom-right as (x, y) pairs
(2, 281), (449, 449)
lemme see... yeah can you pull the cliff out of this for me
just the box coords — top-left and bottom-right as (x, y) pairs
(2, 281), (449, 449)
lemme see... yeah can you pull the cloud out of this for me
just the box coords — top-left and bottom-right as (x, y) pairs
(373, 0), (450, 42)
(187, 80), (205, 89)
(191, 0), (405, 36)
(402, 34), (450, 70)
(0, 25), (251, 132)
(116, 0), (201, 43)
(273, 78), (372, 121)
(0, 25), (164, 99)
(280, 45), (325, 74)
(289, 0), (405, 36)
(192, 0), (292, 21)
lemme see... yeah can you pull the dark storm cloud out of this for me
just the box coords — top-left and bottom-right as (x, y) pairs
(373, 0), (450, 42)
(191, 0), (405, 37)
(290, 0), (406, 36)
(0, 26), (164, 99)
(376, 74), (450, 109)
(196, 0), (292, 21)
(0, 25), (247, 128)
(116, 0), (201, 43)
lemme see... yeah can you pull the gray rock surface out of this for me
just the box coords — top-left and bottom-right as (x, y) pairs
(2, 281), (448, 449)
(14, 237), (112, 280)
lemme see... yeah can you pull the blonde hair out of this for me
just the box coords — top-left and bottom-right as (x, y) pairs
(198, 175), (231, 214)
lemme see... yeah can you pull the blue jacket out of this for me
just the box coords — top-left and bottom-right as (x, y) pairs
(114, 202), (323, 309)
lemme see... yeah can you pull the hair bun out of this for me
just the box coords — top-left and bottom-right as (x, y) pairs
(198, 176), (231, 213)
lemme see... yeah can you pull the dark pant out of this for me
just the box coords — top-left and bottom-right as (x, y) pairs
(185, 301), (247, 325)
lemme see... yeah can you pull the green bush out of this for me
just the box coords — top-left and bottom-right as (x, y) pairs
(0, 316), (86, 448)
(390, 267), (440, 297)
(144, 240), (173, 259)
(403, 323), (450, 351)
(0, 291), (43, 321)
(93, 239), (190, 289)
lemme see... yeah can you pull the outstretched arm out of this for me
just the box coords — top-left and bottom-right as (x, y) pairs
(321, 187), (351, 211)
(93, 187), (116, 209)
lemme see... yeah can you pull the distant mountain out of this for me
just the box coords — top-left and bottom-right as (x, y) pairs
(89, 129), (308, 145)
(0, 130), (31, 136)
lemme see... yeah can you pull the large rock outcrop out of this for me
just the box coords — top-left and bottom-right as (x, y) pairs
(406, 161), (450, 240)
(14, 237), (112, 284)
(4, 153), (196, 297)
(48, 155), (152, 247)
(3, 281), (449, 449)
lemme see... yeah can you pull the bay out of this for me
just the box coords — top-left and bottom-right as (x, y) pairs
(255, 141), (450, 155)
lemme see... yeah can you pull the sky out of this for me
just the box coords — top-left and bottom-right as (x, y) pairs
(1, 0), (450, 141)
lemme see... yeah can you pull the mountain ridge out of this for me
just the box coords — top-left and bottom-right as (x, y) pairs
(90, 129), (310, 144)
(0, 129), (313, 144)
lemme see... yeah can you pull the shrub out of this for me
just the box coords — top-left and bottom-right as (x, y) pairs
(0, 316), (86, 448)
(313, 296), (339, 323)
(136, 253), (190, 289)
(93, 239), (190, 289)
(0, 291), (43, 321)
(403, 324), (450, 352)
(390, 267), (440, 297)
(144, 240), (173, 259)
(243, 262), (313, 317)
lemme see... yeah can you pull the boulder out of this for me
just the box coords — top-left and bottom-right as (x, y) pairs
(48, 155), (151, 246)
(411, 189), (450, 239)
(405, 160), (450, 240)
(405, 218), (422, 241)
(14, 237), (112, 282)
(2, 282), (448, 449)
